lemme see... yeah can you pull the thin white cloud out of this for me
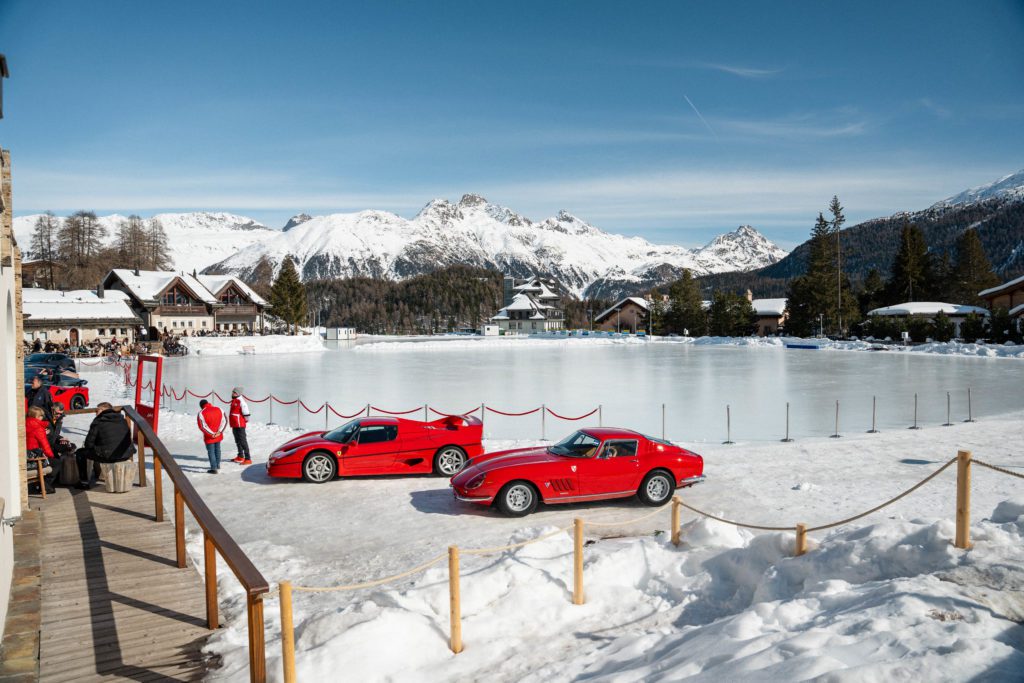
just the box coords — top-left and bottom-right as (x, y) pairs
(700, 62), (784, 79)
(683, 94), (719, 140)
(714, 114), (868, 139)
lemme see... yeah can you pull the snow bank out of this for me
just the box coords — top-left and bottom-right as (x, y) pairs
(663, 335), (1024, 358)
(180, 334), (325, 356)
(355, 335), (648, 352)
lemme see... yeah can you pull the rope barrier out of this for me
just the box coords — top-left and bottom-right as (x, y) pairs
(299, 401), (326, 415)
(546, 407), (599, 421)
(974, 459), (1024, 480)
(486, 406), (541, 417)
(370, 406), (421, 415)
(291, 553), (448, 593)
(213, 392), (230, 403)
(429, 407), (482, 418)
(328, 404), (366, 419)
(272, 396), (298, 405)
(675, 502), (794, 532)
(461, 526), (572, 555)
(187, 389), (213, 399)
(243, 394), (271, 403)
(586, 503), (671, 528)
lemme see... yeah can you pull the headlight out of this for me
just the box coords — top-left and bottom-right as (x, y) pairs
(465, 473), (486, 490)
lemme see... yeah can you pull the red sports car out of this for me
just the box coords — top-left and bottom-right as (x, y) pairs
(451, 428), (705, 516)
(267, 415), (484, 483)
(24, 369), (90, 411)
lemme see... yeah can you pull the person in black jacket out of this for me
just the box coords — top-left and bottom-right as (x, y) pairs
(76, 403), (136, 489)
(25, 376), (54, 421)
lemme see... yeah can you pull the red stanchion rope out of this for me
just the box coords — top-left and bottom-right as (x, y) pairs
(171, 387), (186, 401)
(213, 392), (230, 403)
(546, 407), (600, 421)
(328, 404), (366, 419)
(370, 406), (422, 416)
(187, 389), (213, 399)
(300, 400), (326, 414)
(486, 406), (541, 417)
(429, 406), (482, 418)
(243, 394), (271, 403)
(272, 395), (299, 405)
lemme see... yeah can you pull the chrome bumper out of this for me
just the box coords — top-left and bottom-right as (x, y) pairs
(453, 491), (493, 503)
(678, 475), (706, 487)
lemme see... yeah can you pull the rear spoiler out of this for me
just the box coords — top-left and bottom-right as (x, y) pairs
(429, 414), (482, 428)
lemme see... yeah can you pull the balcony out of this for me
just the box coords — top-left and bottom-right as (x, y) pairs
(218, 304), (258, 316)
(153, 305), (208, 316)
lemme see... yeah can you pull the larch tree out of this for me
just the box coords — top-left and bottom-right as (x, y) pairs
(146, 218), (172, 270)
(29, 212), (61, 289)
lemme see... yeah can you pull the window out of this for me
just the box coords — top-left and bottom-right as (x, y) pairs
(188, 321), (194, 328)
(548, 431), (601, 458)
(172, 321), (178, 328)
(357, 425), (398, 444)
(120, 328), (127, 335)
(599, 440), (639, 459)
(202, 321), (207, 327)
(97, 328), (105, 336)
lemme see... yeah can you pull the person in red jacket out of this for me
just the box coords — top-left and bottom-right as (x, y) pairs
(228, 387), (252, 465)
(197, 399), (226, 474)
(26, 406), (56, 493)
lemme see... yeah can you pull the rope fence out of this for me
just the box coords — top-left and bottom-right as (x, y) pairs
(262, 447), (1021, 682)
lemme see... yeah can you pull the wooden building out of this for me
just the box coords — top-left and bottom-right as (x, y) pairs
(594, 297), (649, 333)
(22, 288), (142, 344)
(979, 275), (1024, 315)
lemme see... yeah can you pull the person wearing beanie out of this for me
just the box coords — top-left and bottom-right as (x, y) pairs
(229, 387), (252, 465)
(197, 398), (226, 473)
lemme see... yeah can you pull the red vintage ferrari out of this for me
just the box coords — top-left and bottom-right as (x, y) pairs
(267, 415), (484, 483)
(451, 428), (705, 516)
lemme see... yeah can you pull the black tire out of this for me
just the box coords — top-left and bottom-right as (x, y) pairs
(496, 480), (539, 517)
(70, 395), (87, 410)
(433, 445), (468, 476)
(301, 451), (337, 484)
(637, 469), (675, 506)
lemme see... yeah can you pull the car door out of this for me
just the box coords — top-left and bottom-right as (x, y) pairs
(576, 439), (641, 496)
(341, 424), (400, 472)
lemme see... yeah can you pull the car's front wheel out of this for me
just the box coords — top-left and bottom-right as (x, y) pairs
(496, 481), (538, 517)
(638, 470), (675, 506)
(433, 446), (468, 476)
(70, 395), (86, 410)
(302, 451), (337, 483)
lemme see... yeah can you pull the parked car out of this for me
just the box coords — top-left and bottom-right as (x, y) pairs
(451, 428), (705, 516)
(24, 372), (90, 411)
(26, 353), (77, 374)
(267, 415), (484, 483)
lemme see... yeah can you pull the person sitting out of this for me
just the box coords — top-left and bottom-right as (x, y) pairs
(75, 403), (136, 489)
(26, 406), (57, 493)
(47, 403), (77, 461)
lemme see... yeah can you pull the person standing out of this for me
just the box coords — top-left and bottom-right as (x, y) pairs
(25, 375), (54, 421)
(197, 399), (226, 473)
(228, 387), (252, 465)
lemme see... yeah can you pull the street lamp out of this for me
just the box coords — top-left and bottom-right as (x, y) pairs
(818, 313), (824, 338)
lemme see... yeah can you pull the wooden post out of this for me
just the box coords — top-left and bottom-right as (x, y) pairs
(868, 395), (879, 433)
(830, 400), (841, 438)
(671, 496), (682, 546)
(573, 518), (584, 605)
(795, 523), (807, 556)
(723, 404), (734, 444)
(279, 581), (297, 683)
(136, 429), (147, 487)
(204, 532), (218, 629)
(955, 450), (972, 549)
(247, 594), (267, 683)
(153, 455), (163, 522)
(448, 546), (463, 654)
(174, 488), (186, 569)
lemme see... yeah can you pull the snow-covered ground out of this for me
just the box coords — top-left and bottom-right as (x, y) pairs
(67, 368), (1024, 682)
(181, 335), (326, 356)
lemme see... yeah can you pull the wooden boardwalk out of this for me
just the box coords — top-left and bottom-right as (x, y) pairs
(37, 484), (214, 682)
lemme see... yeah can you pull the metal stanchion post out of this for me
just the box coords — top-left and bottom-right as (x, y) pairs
(867, 395), (879, 433)
(268, 399), (274, 425)
(723, 404), (734, 445)
(781, 401), (793, 442)
(909, 393), (921, 430)
(830, 400), (841, 438)
(964, 387), (975, 423)
(661, 403), (665, 440)
(541, 404), (546, 440)
(944, 391), (952, 426)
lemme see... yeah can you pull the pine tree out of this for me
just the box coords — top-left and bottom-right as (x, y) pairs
(858, 268), (886, 316)
(885, 223), (933, 303)
(269, 257), (308, 334)
(29, 212), (61, 288)
(950, 228), (999, 305)
(662, 270), (707, 335)
(707, 291), (756, 336)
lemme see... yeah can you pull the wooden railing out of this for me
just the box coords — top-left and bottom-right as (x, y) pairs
(218, 304), (258, 316)
(68, 406), (270, 681)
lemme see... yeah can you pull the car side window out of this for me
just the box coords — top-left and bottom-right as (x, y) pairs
(600, 440), (639, 458)
(357, 425), (398, 445)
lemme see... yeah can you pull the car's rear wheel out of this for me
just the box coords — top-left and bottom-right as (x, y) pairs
(638, 470), (675, 506)
(70, 395), (86, 410)
(302, 451), (337, 483)
(496, 481), (538, 517)
(433, 446), (468, 476)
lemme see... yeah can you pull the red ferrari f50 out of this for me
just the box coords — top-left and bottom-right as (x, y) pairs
(451, 428), (705, 516)
(267, 415), (484, 483)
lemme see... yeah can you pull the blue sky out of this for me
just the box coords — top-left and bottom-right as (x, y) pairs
(1, 0), (1022, 248)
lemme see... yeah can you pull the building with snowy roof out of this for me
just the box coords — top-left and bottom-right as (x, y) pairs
(867, 302), (989, 337)
(102, 269), (269, 336)
(751, 297), (788, 336)
(979, 275), (1024, 316)
(491, 275), (564, 333)
(594, 297), (649, 333)
(22, 288), (142, 345)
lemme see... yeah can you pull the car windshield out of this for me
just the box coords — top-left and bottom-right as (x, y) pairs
(548, 431), (601, 458)
(323, 420), (360, 444)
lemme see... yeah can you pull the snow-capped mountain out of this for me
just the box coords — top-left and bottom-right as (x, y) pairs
(282, 213), (313, 231)
(932, 169), (1024, 208)
(13, 211), (278, 275)
(207, 194), (787, 298)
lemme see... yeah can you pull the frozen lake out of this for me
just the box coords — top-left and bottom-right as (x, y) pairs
(154, 339), (1024, 443)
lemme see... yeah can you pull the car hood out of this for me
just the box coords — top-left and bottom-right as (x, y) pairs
(276, 431), (328, 452)
(454, 447), (565, 483)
